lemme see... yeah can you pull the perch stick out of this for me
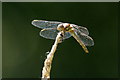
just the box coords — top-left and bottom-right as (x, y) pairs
(41, 32), (63, 80)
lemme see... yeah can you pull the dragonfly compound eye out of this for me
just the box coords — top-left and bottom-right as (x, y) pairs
(63, 23), (70, 28)
(57, 24), (64, 31)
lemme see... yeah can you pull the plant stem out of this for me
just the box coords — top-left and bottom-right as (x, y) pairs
(41, 32), (63, 80)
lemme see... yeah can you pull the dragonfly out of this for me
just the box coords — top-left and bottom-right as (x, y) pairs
(32, 20), (94, 53)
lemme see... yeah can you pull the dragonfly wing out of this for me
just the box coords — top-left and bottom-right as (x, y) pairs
(71, 24), (89, 35)
(70, 31), (89, 53)
(40, 28), (58, 39)
(74, 29), (94, 46)
(40, 28), (71, 40)
(32, 20), (62, 29)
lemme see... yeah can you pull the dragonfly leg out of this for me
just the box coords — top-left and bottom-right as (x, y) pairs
(59, 31), (65, 43)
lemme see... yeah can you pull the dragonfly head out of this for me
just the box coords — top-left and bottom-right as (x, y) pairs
(57, 23), (72, 32)
(57, 23), (65, 31)
(64, 23), (73, 32)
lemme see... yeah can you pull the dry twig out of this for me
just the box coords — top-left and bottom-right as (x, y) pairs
(41, 32), (63, 80)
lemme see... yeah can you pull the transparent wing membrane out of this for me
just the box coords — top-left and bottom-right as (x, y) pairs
(75, 29), (94, 46)
(40, 28), (71, 40)
(32, 20), (62, 29)
(40, 28), (58, 39)
(72, 24), (89, 35)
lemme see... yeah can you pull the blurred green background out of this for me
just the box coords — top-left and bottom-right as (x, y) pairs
(2, 2), (118, 78)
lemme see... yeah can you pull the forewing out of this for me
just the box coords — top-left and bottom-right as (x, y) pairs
(40, 28), (71, 40)
(32, 20), (62, 29)
(75, 29), (94, 46)
(71, 24), (89, 35)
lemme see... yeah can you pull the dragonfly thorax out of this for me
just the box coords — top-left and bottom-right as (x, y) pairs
(57, 23), (73, 32)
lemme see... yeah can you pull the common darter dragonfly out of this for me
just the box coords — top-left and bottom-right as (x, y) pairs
(32, 20), (94, 53)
